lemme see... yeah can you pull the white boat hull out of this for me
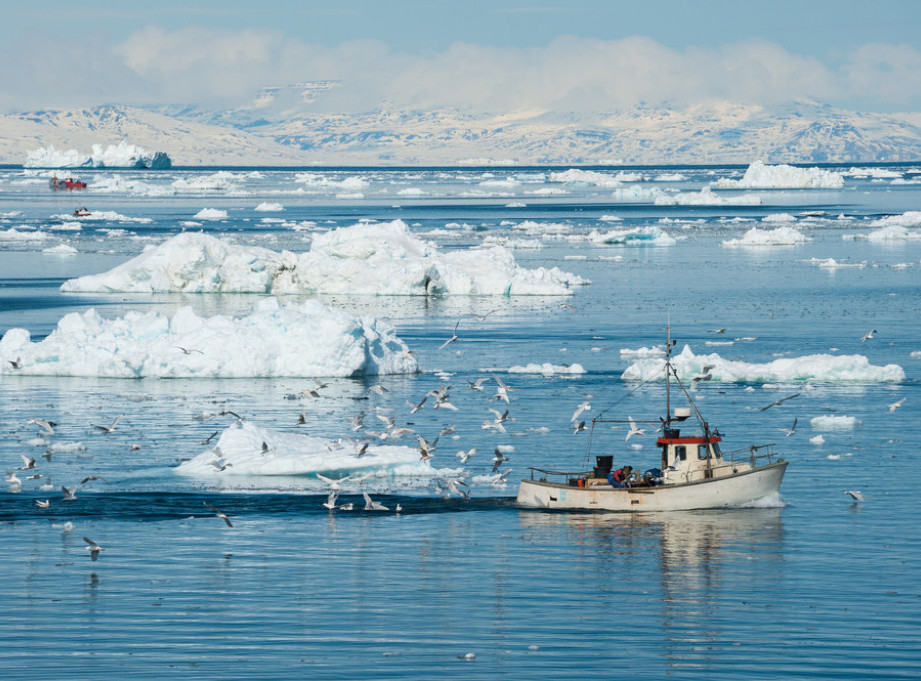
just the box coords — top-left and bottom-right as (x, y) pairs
(516, 461), (787, 512)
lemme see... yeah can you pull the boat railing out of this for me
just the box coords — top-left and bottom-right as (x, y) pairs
(526, 467), (586, 482)
(724, 443), (779, 466)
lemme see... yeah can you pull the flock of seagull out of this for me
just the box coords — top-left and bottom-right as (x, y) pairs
(4, 323), (905, 560)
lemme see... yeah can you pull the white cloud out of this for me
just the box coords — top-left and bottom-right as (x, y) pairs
(4, 27), (921, 113)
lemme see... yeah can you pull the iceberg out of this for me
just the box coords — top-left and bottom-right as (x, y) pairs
(175, 421), (459, 490)
(506, 363), (586, 375)
(589, 226), (676, 246)
(61, 220), (588, 295)
(24, 142), (171, 169)
(721, 226), (810, 247)
(810, 415), (861, 430)
(0, 298), (418, 378)
(621, 345), (904, 383)
(715, 161), (844, 189)
(654, 187), (762, 206)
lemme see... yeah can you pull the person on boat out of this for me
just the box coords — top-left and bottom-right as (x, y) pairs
(608, 465), (631, 488)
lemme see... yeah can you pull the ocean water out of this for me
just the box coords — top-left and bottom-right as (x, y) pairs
(1, 164), (920, 679)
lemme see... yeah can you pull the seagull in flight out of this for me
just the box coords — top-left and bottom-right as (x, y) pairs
(368, 385), (389, 395)
(844, 490), (864, 502)
(466, 377), (489, 391)
(572, 420), (587, 435)
(417, 434), (438, 461)
(83, 536), (104, 561)
(80, 475), (106, 485)
(19, 455), (36, 470)
(209, 461), (233, 472)
(760, 393), (800, 411)
(491, 448), (509, 472)
(27, 417), (56, 436)
(779, 418), (798, 437)
(493, 375), (516, 404)
(363, 492), (389, 511)
(438, 322), (460, 350)
(571, 401), (591, 422)
(456, 448), (476, 464)
(888, 398), (906, 413)
(626, 417), (645, 441)
(61, 486), (78, 501)
(92, 416), (121, 434)
(175, 346), (204, 355)
(709, 328), (728, 334)
(8, 357), (22, 369)
(860, 329), (877, 343)
(407, 395), (428, 413)
(203, 501), (234, 527)
(323, 490), (339, 511)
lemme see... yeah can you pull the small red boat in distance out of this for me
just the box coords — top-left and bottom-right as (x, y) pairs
(50, 176), (87, 190)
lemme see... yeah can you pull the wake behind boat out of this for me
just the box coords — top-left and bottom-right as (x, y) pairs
(517, 328), (788, 511)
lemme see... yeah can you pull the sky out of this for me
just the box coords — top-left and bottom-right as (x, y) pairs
(3, 0), (921, 114)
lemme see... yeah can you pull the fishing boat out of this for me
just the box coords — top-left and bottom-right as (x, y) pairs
(516, 328), (788, 511)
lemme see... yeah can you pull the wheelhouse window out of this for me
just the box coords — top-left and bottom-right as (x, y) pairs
(675, 445), (686, 461)
(698, 444), (709, 460)
(711, 442), (722, 458)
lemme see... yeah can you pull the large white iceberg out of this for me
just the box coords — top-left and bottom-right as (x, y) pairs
(716, 161), (844, 189)
(0, 298), (418, 378)
(24, 142), (171, 169)
(622, 345), (904, 383)
(61, 220), (588, 295)
(721, 226), (810, 247)
(588, 226), (676, 246)
(175, 421), (460, 491)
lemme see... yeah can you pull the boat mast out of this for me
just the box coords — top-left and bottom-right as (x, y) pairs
(665, 322), (671, 424)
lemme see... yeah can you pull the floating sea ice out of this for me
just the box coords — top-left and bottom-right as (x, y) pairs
(715, 161), (845, 189)
(810, 415), (861, 430)
(588, 225), (676, 246)
(193, 208), (229, 220)
(619, 346), (665, 358)
(621, 345), (904, 383)
(0, 298), (418, 378)
(654, 187), (761, 206)
(61, 220), (587, 295)
(176, 421), (458, 488)
(506, 363), (586, 376)
(42, 243), (77, 255)
(721, 226), (810, 248)
(254, 202), (284, 212)
(809, 435), (826, 445)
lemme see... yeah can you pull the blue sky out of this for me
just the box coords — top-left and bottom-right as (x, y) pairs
(3, 1), (921, 113)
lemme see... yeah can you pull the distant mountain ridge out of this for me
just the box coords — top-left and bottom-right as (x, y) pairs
(2, 95), (920, 166)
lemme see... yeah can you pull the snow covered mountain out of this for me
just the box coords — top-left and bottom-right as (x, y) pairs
(2, 96), (920, 166)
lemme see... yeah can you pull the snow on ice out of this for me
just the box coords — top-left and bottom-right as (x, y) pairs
(24, 142), (171, 169)
(716, 161), (845, 189)
(0, 298), (418, 378)
(175, 421), (460, 490)
(61, 220), (588, 295)
(621, 345), (904, 383)
(721, 226), (810, 247)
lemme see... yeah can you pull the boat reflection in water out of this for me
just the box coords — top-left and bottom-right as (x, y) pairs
(517, 507), (785, 669)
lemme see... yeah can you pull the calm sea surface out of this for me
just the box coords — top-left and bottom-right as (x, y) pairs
(1, 165), (919, 679)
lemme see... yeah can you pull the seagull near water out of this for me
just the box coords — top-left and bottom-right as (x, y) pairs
(27, 417), (56, 436)
(626, 417), (645, 441)
(92, 416), (121, 434)
(83, 536), (104, 561)
(438, 321), (460, 350)
(572, 420), (587, 435)
(860, 329), (877, 343)
(493, 375), (516, 404)
(760, 393), (800, 412)
(571, 401), (591, 423)
(779, 418), (798, 437)
(203, 501), (234, 527)
(456, 448), (476, 464)
(888, 398), (906, 413)
(61, 486), (78, 501)
(466, 377), (489, 391)
(845, 490), (865, 502)
(363, 492), (389, 511)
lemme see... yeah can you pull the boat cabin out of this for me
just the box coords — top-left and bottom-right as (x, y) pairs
(657, 424), (751, 483)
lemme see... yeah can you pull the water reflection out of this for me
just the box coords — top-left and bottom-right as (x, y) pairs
(518, 508), (785, 668)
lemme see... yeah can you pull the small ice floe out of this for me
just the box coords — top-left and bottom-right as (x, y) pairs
(802, 257), (866, 270)
(254, 202), (284, 212)
(42, 243), (78, 255)
(622, 345), (904, 383)
(715, 161), (844, 189)
(654, 187), (761, 206)
(809, 435), (826, 445)
(587, 226), (676, 246)
(505, 363), (586, 376)
(721, 226), (809, 248)
(810, 415), (861, 430)
(193, 208), (228, 220)
(619, 346), (665, 358)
